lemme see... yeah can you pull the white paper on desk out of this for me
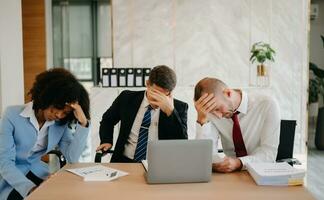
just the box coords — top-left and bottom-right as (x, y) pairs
(212, 154), (224, 163)
(66, 165), (128, 181)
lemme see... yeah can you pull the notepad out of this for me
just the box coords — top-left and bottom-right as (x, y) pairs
(66, 165), (128, 181)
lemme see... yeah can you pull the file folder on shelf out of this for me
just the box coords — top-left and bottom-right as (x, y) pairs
(110, 68), (118, 87)
(134, 68), (143, 87)
(102, 68), (110, 87)
(102, 67), (148, 88)
(143, 68), (151, 86)
(118, 68), (127, 87)
(126, 68), (135, 87)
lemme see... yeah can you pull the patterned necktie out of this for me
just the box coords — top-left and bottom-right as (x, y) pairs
(134, 105), (152, 162)
(231, 112), (248, 157)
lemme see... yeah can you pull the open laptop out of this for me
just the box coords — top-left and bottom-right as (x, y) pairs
(143, 139), (212, 184)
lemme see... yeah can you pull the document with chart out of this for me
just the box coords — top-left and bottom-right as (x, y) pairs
(66, 165), (128, 181)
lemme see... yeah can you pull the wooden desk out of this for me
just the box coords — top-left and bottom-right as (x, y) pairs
(27, 163), (314, 200)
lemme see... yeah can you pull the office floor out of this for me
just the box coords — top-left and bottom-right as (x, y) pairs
(307, 118), (324, 200)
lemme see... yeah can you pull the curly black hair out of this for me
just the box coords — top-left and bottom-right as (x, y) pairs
(28, 68), (90, 125)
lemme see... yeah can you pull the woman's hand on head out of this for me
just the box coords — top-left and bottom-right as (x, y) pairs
(66, 102), (88, 127)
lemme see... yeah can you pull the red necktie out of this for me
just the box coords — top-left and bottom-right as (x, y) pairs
(231, 112), (247, 157)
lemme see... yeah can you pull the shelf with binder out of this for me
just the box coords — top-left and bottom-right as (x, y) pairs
(101, 68), (118, 87)
(101, 68), (151, 88)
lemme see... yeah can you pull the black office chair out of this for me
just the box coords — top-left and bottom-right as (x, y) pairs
(276, 119), (300, 165)
(94, 149), (114, 163)
(47, 150), (67, 168)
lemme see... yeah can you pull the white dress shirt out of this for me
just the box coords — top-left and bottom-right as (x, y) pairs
(196, 91), (281, 167)
(124, 92), (160, 159)
(20, 102), (54, 156)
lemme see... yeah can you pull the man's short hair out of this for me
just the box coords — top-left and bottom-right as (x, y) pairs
(149, 65), (177, 91)
(194, 78), (227, 101)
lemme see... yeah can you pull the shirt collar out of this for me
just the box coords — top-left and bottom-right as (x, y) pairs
(20, 101), (35, 118)
(20, 102), (55, 129)
(236, 90), (248, 115)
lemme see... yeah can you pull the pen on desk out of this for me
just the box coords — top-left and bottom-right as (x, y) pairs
(107, 171), (117, 177)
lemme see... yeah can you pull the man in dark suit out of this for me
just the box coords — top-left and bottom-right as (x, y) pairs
(96, 65), (188, 162)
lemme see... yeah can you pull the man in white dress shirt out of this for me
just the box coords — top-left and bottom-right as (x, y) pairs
(194, 77), (280, 173)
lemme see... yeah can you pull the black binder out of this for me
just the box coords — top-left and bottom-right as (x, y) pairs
(126, 68), (135, 87)
(118, 68), (127, 87)
(102, 68), (110, 87)
(143, 68), (151, 86)
(134, 68), (143, 87)
(109, 68), (118, 87)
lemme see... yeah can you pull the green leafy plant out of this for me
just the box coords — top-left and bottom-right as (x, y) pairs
(250, 42), (276, 64)
(309, 78), (321, 103)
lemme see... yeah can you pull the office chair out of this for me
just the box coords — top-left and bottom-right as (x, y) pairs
(47, 150), (67, 168)
(276, 119), (300, 165)
(94, 149), (114, 163)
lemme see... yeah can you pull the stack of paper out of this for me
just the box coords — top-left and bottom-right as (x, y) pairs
(66, 165), (128, 181)
(246, 162), (305, 186)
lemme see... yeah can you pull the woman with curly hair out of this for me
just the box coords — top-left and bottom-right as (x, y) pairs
(0, 68), (90, 200)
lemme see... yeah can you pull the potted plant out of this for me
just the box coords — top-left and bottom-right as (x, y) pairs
(250, 42), (276, 86)
(308, 77), (321, 118)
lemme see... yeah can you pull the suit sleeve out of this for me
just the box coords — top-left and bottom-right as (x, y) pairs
(58, 123), (90, 163)
(99, 91), (124, 144)
(162, 102), (188, 139)
(0, 109), (36, 198)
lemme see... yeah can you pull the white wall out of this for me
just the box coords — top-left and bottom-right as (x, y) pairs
(310, 0), (324, 70)
(0, 0), (25, 116)
(111, 0), (309, 154)
(45, 0), (53, 69)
